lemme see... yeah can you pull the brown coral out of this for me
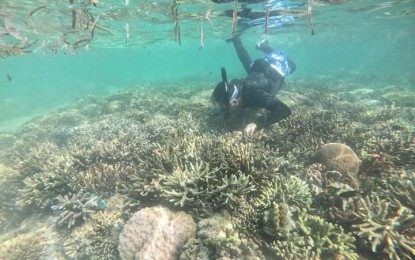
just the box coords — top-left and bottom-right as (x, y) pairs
(118, 206), (196, 260)
(313, 143), (360, 176)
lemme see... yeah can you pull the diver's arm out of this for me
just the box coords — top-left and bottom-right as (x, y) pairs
(263, 96), (291, 127)
(248, 88), (291, 128)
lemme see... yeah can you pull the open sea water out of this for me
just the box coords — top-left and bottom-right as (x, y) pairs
(0, 0), (414, 131)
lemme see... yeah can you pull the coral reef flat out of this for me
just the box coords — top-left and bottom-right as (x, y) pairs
(0, 81), (414, 260)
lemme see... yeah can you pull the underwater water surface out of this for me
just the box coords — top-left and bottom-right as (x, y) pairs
(0, 0), (414, 259)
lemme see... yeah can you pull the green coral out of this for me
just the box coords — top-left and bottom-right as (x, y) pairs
(256, 174), (312, 211)
(263, 202), (295, 238)
(297, 210), (358, 259)
(267, 239), (317, 260)
(353, 196), (415, 259)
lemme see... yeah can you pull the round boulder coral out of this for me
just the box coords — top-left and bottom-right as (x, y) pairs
(313, 143), (360, 175)
(118, 206), (196, 260)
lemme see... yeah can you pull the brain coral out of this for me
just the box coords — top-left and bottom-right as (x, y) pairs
(313, 143), (360, 175)
(118, 206), (196, 260)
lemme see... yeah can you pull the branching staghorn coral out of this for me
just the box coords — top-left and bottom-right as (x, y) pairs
(160, 159), (255, 211)
(263, 105), (364, 162)
(256, 174), (312, 212)
(51, 189), (106, 229)
(266, 237), (317, 260)
(17, 164), (77, 210)
(180, 210), (265, 260)
(7, 140), (63, 177)
(143, 130), (282, 214)
(353, 196), (415, 259)
(296, 209), (358, 259)
(66, 117), (151, 168)
(387, 172), (415, 211)
(77, 162), (132, 196)
(63, 210), (121, 260)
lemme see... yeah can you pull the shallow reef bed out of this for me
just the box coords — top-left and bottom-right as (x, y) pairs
(0, 81), (414, 259)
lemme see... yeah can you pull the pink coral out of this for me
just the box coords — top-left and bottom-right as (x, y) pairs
(118, 206), (196, 260)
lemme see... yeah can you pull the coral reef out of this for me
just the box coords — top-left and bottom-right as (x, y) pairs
(387, 172), (415, 210)
(296, 210), (358, 259)
(353, 196), (415, 259)
(256, 174), (312, 211)
(0, 164), (21, 231)
(63, 210), (121, 260)
(1, 82), (414, 259)
(0, 230), (50, 259)
(382, 91), (415, 107)
(196, 210), (236, 246)
(118, 206), (196, 260)
(51, 189), (106, 229)
(266, 209), (357, 260)
(180, 210), (265, 260)
(268, 239), (317, 260)
(313, 143), (360, 175)
(17, 168), (77, 210)
(262, 202), (294, 238)
(0, 221), (64, 260)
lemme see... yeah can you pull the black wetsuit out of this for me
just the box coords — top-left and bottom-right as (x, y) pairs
(232, 36), (294, 128)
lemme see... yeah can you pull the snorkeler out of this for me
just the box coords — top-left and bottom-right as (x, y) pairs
(211, 35), (296, 137)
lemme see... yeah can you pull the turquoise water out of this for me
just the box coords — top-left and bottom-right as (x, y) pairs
(1, 0), (414, 131)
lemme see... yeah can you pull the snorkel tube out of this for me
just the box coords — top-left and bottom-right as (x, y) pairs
(221, 67), (231, 117)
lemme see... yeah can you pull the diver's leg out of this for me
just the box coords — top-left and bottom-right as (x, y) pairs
(232, 35), (252, 74)
(256, 39), (274, 54)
